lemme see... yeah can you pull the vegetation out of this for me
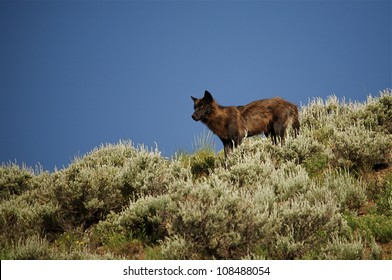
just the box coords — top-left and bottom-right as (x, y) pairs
(1, 89), (392, 259)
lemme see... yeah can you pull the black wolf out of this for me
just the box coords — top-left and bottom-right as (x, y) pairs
(191, 90), (300, 157)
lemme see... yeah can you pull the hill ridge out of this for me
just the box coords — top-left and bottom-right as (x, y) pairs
(1, 89), (391, 259)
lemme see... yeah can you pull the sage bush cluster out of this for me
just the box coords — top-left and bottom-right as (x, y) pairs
(1, 89), (391, 259)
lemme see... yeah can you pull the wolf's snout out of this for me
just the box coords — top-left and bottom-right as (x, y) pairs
(192, 113), (198, 121)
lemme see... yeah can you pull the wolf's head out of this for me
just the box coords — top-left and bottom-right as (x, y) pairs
(191, 90), (214, 122)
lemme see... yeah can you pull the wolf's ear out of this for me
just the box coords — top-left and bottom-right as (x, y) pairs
(191, 96), (198, 102)
(204, 90), (213, 102)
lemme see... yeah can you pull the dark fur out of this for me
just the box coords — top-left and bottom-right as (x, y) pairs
(191, 90), (300, 158)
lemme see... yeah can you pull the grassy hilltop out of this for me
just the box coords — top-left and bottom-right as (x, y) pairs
(1, 89), (392, 260)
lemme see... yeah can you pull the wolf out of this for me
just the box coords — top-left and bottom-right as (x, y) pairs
(191, 90), (300, 158)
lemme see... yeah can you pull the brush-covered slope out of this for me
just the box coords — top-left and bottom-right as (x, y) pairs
(1, 89), (392, 259)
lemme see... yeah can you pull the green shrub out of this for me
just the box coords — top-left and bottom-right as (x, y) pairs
(300, 95), (362, 132)
(6, 235), (51, 260)
(221, 142), (275, 189)
(52, 142), (169, 229)
(94, 195), (175, 246)
(321, 237), (368, 260)
(0, 190), (61, 241)
(346, 214), (392, 244)
(53, 164), (122, 229)
(0, 164), (34, 201)
(118, 195), (174, 244)
(265, 196), (346, 259)
(117, 145), (169, 198)
(360, 91), (392, 134)
(303, 153), (330, 177)
(322, 171), (367, 211)
(375, 172), (392, 216)
(331, 125), (392, 172)
(168, 177), (266, 259)
(160, 235), (192, 260)
(189, 149), (217, 178)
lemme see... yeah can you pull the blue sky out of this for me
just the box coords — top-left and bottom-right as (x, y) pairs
(0, 0), (391, 171)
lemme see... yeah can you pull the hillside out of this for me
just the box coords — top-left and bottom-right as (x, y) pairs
(1, 89), (392, 259)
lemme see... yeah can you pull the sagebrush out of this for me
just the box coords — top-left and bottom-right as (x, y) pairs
(1, 89), (392, 259)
